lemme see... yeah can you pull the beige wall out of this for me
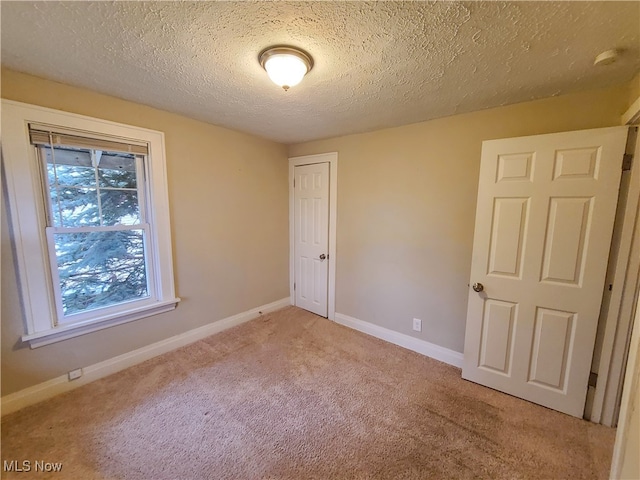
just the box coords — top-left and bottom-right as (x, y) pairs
(1, 67), (634, 396)
(1, 69), (290, 395)
(628, 71), (640, 105)
(289, 84), (630, 353)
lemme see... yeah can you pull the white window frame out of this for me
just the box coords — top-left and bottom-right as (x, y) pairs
(38, 144), (155, 325)
(2, 100), (180, 348)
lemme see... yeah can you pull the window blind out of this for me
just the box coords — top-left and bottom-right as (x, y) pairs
(29, 124), (149, 155)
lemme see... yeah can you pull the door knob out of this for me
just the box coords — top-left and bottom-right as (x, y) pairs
(319, 254), (326, 260)
(472, 282), (484, 292)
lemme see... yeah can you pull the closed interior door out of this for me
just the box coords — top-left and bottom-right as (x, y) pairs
(294, 163), (329, 317)
(462, 126), (628, 417)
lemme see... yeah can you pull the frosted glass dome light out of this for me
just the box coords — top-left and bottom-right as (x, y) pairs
(259, 46), (313, 91)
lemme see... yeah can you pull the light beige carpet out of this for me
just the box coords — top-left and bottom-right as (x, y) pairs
(2, 306), (615, 479)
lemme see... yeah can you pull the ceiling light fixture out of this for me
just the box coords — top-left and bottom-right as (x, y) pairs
(259, 46), (313, 91)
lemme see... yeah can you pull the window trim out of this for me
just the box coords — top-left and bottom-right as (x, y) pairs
(2, 100), (180, 348)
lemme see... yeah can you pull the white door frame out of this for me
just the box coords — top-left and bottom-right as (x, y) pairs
(289, 152), (338, 320)
(589, 101), (640, 426)
(589, 126), (639, 425)
(608, 99), (640, 478)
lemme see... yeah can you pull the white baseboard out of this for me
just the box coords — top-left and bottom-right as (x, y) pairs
(1, 297), (291, 416)
(334, 312), (464, 368)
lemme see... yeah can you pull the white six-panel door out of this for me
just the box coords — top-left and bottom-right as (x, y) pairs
(294, 163), (329, 317)
(463, 127), (628, 417)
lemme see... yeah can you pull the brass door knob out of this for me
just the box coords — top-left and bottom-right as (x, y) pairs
(472, 283), (484, 292)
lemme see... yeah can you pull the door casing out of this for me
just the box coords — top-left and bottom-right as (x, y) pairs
(289, 152), (338, 319)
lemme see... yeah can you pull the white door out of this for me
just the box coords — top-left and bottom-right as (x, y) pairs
(294, 163), (329, 317)
(463, 126), (628, 417)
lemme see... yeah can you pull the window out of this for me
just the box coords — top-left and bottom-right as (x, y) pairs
(3, 101), (179, 347)
(34, 130), (152, 322)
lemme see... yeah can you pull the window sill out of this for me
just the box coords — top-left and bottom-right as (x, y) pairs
(22, 298), (181, 348)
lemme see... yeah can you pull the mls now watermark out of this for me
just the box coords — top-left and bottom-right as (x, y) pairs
(3, 460), (63, 473)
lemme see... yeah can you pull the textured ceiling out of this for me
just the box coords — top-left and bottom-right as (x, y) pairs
(1, 1), (639, 144)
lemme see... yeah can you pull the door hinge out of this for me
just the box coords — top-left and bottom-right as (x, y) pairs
(294, 282), (296, 290)
(622, 153), (633, 171)
(293, 178), (296, 188)
(588, 372), (598, 388)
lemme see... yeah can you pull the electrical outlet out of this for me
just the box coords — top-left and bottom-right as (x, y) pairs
(68, 368), (83, 381)
(412, 318), (422, 332)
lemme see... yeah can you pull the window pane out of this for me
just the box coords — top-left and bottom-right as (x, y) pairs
(52, 187), (100, 227)
(47, 163), (56, 186)
(53, 164), (96, 187)
(53, 230), (149, 317)
(43, 146), (95, 187)
(100, 190), (140, 225)
(43, 145), (93, 168)
(98, 154), (137, 189)
(42, 146), (143, 228)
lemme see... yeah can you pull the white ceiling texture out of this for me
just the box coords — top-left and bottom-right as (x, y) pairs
(1, 1), (639, 144)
